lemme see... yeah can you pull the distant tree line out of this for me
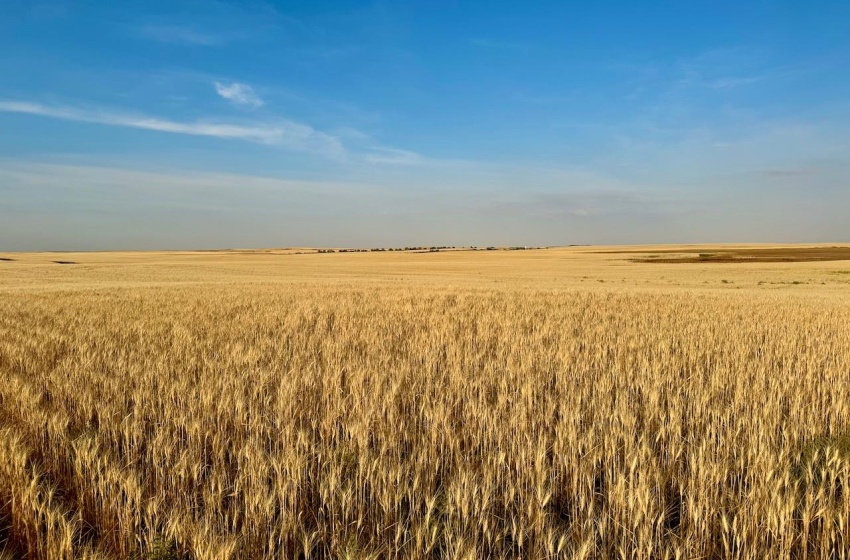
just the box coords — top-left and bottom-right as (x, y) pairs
(315, 245), (542, 254)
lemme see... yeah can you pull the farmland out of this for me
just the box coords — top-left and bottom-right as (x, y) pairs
(1, 245), (849, 559)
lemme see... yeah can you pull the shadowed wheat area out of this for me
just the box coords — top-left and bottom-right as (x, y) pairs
(1, 246), (850, 559)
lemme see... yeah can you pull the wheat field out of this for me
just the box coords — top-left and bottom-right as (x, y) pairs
(1, 246), (849, 559)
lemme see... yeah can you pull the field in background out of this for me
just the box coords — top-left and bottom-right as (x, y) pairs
(1, 245), (850, 559)
(613, 246), (850, 264)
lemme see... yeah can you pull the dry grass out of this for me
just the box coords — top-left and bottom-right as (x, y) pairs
(1, 245), (849, 559)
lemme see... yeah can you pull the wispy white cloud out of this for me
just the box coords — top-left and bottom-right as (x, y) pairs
(362, 147), (426, 165)
(0, 99), (435, 166)
(0, 100), (344, 156)
(136, 3), (307, 48)
(140, 24), (223, 46)
(673, 47), (771, 91)
(708, 75), (765, 90)
(214, 81), (264, 108)
(469, 38), (530, 52)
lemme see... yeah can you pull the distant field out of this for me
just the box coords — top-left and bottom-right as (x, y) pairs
(601, 246), (850, 263)
(1, 245), (849, 559)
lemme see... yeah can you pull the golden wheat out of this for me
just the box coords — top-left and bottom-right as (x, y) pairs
(1, 247), (849, 559)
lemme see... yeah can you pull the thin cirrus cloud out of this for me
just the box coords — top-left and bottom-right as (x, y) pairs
(468, 38), (530, 52)
(0, 100), (344, 156)
(214, 82), (264, 108)
(140, 24), (224, 46)
(362, 147), (426, 165)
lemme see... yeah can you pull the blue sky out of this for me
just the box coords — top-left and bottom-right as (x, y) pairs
(1, 1), (849, 249)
